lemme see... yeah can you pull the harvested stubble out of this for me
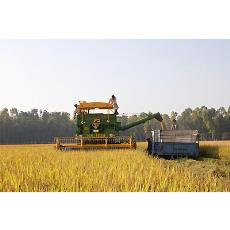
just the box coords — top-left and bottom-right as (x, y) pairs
(0, 142), (230, 192)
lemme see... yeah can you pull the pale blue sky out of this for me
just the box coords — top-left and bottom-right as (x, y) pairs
(0, 40), (229, 115)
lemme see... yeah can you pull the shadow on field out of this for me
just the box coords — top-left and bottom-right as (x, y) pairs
(199, 145), (220, 159)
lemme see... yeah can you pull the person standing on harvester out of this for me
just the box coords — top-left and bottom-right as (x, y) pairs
(73, 104), (80, 119)
(109, 95), (119, 115)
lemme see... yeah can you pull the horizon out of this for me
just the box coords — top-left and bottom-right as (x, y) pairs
(1, 104), (229, 117)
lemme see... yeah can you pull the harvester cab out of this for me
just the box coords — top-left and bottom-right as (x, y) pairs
(55, 101), (165, 150)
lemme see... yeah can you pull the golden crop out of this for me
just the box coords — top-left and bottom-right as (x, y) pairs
(0, 142), (230, 192)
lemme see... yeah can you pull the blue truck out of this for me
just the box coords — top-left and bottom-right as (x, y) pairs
(151, 130), (199, 159)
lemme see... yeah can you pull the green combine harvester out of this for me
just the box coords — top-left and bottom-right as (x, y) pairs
(55, 102), (165, 150)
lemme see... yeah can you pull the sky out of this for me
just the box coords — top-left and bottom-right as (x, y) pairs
(0, 39), (230, 115)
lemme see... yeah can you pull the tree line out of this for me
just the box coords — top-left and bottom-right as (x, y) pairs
(0, 108), (75, 144)
(0, 106), (230, 144)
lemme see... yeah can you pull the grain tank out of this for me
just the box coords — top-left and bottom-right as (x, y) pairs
(152, 130), (200, 158)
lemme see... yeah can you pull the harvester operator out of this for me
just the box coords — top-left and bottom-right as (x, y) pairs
(109, 95), (119, 115)
(171, 112), (178, 130)
(73, 104), (80, 119)
(172, 119), (178, 130)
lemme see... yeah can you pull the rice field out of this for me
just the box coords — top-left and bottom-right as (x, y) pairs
(0, 141), (230, 192)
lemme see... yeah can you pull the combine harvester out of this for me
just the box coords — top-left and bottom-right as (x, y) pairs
(55, 101), (165, 150)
